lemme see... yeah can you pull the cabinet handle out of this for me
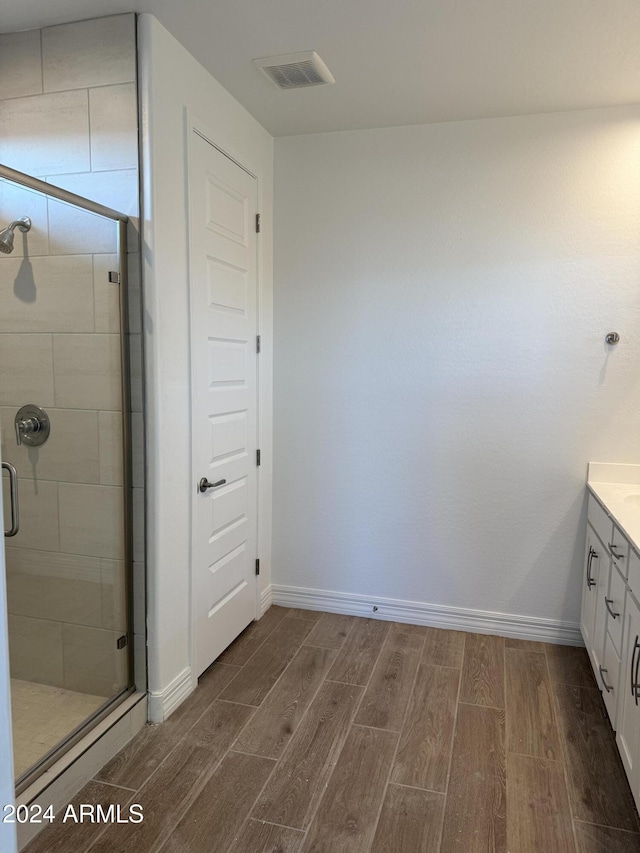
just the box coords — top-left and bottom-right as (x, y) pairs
(586, 547), (597, 588)
(629, 634), (640, 705)
(608, 542), (625, 561)
(599, 665), (613, 693)
(605, 597), (620, 619)
(634, 637), (640, 707)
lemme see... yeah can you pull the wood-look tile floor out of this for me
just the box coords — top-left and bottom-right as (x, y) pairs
(25, 607), (640, 853)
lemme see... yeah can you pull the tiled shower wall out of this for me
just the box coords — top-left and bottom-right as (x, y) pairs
(0, 14), (145, 697)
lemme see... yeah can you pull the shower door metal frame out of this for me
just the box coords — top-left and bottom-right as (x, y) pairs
(0, 163), (137, 794)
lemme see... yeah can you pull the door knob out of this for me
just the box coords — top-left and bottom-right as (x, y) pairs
(199, 477), (226, 493)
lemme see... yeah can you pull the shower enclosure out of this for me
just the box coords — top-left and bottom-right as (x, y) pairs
(0, 164), (135, 792)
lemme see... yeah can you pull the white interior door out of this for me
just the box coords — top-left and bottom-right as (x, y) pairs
(189, 131), (259, 677)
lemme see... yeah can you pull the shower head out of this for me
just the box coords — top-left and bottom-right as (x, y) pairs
(0, 216), (32, 254)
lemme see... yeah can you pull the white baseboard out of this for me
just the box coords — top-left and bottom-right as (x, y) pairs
(148, 666), (193, 723)
(260, 584), (273, 616)
(271, 584), (582, 646)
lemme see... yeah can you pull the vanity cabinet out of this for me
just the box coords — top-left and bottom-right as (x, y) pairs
(581, 491), (640, 812)
(582, 495), (627, 728)
(617, 590), (640, 799)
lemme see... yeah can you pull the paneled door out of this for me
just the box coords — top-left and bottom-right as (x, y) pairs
(189, 131), (259, 677)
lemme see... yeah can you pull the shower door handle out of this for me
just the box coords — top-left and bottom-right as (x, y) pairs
(2, 462), (19, 537)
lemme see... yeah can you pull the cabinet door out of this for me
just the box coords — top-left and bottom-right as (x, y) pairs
(600, 628), (622, 728)
(592, 549), (611, 676)
(581, 527), (603, 654)
(616, 592), (640, 804)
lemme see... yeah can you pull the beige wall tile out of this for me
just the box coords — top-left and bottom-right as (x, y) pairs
(47, 199), (116, 256)
(46, 170), (139, 218)
(93, 254), (120, 333)
(62, 623), (127, 697)
(89, 83), (138, 172)
(98, 410), (124, 486)
(42, 15), (135, 92)
(3, 478), (59, 552)
(9, 614), (64, 687)
(53, 334), (122, 410)
(7, 567), (102, 629)
(0, 255), (94, 333)
(0, 334), (53, 407)
(100, 559), (127, 631)
(0, 31), (43, 99)
(0, 407), (99, 484)
(5, 547), (101, 582)
(0, 179), (49, 257)
(59, 482), (124, 560)
(0, 90), (90, 177)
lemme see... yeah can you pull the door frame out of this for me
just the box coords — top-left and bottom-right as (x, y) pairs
(185, 111), (265, 689)
(0, 448), (17, 851)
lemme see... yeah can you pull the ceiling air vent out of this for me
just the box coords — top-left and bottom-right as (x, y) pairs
(253, 51), (335, 90)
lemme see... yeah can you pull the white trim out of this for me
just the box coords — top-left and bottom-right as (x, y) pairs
(260, 584), (273, 616)
(272, 584), (583, 646)
(148, 667), (193, 723)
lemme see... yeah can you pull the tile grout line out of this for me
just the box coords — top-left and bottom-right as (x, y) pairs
(238, 816), (305, 835)
(217, 607), (290, 676)
(89, 778), (137, 793)
(211, 751), (278, 853)
(573, 817), (640, 836)
(302, 612), (358, 653)
(296, 618), (393, 846)
(350, 722), (401, 734)
(223, 618), (322, 740)
(457, 700), (505, 711)
(364, 628), (429, 852)
(149, 734), (264, 853)
(437, 631), (466, 853)
(229, 644), (345, 759)
(391, 780), (447, 796)
(90, 666), (255, 807)
(543, 644), (581, 853)
(157, 612), (337, 850)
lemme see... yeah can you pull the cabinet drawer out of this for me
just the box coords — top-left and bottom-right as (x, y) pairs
(588, 494), (613, 552)
(600, 633), (621, 728)
(629, 550), (640, 603)
(607, 567), (626, 656)
(610, 525), (630, 580)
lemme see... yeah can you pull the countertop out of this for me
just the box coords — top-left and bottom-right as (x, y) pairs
(588, 463), (640, 554)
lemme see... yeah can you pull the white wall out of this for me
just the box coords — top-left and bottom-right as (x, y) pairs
(273, 106), (640, 637)
(138, 15), (273, 720)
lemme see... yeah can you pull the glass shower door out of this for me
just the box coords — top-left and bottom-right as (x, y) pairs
(0, 168), (133, 788)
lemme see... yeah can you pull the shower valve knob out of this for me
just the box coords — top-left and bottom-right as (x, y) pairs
(14, 404), (50, 447)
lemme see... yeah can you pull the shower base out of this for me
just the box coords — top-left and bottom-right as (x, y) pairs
(11, 679), (106, 777)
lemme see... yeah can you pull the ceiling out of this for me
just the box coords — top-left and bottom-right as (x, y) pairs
(3, 0), (640, 137)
